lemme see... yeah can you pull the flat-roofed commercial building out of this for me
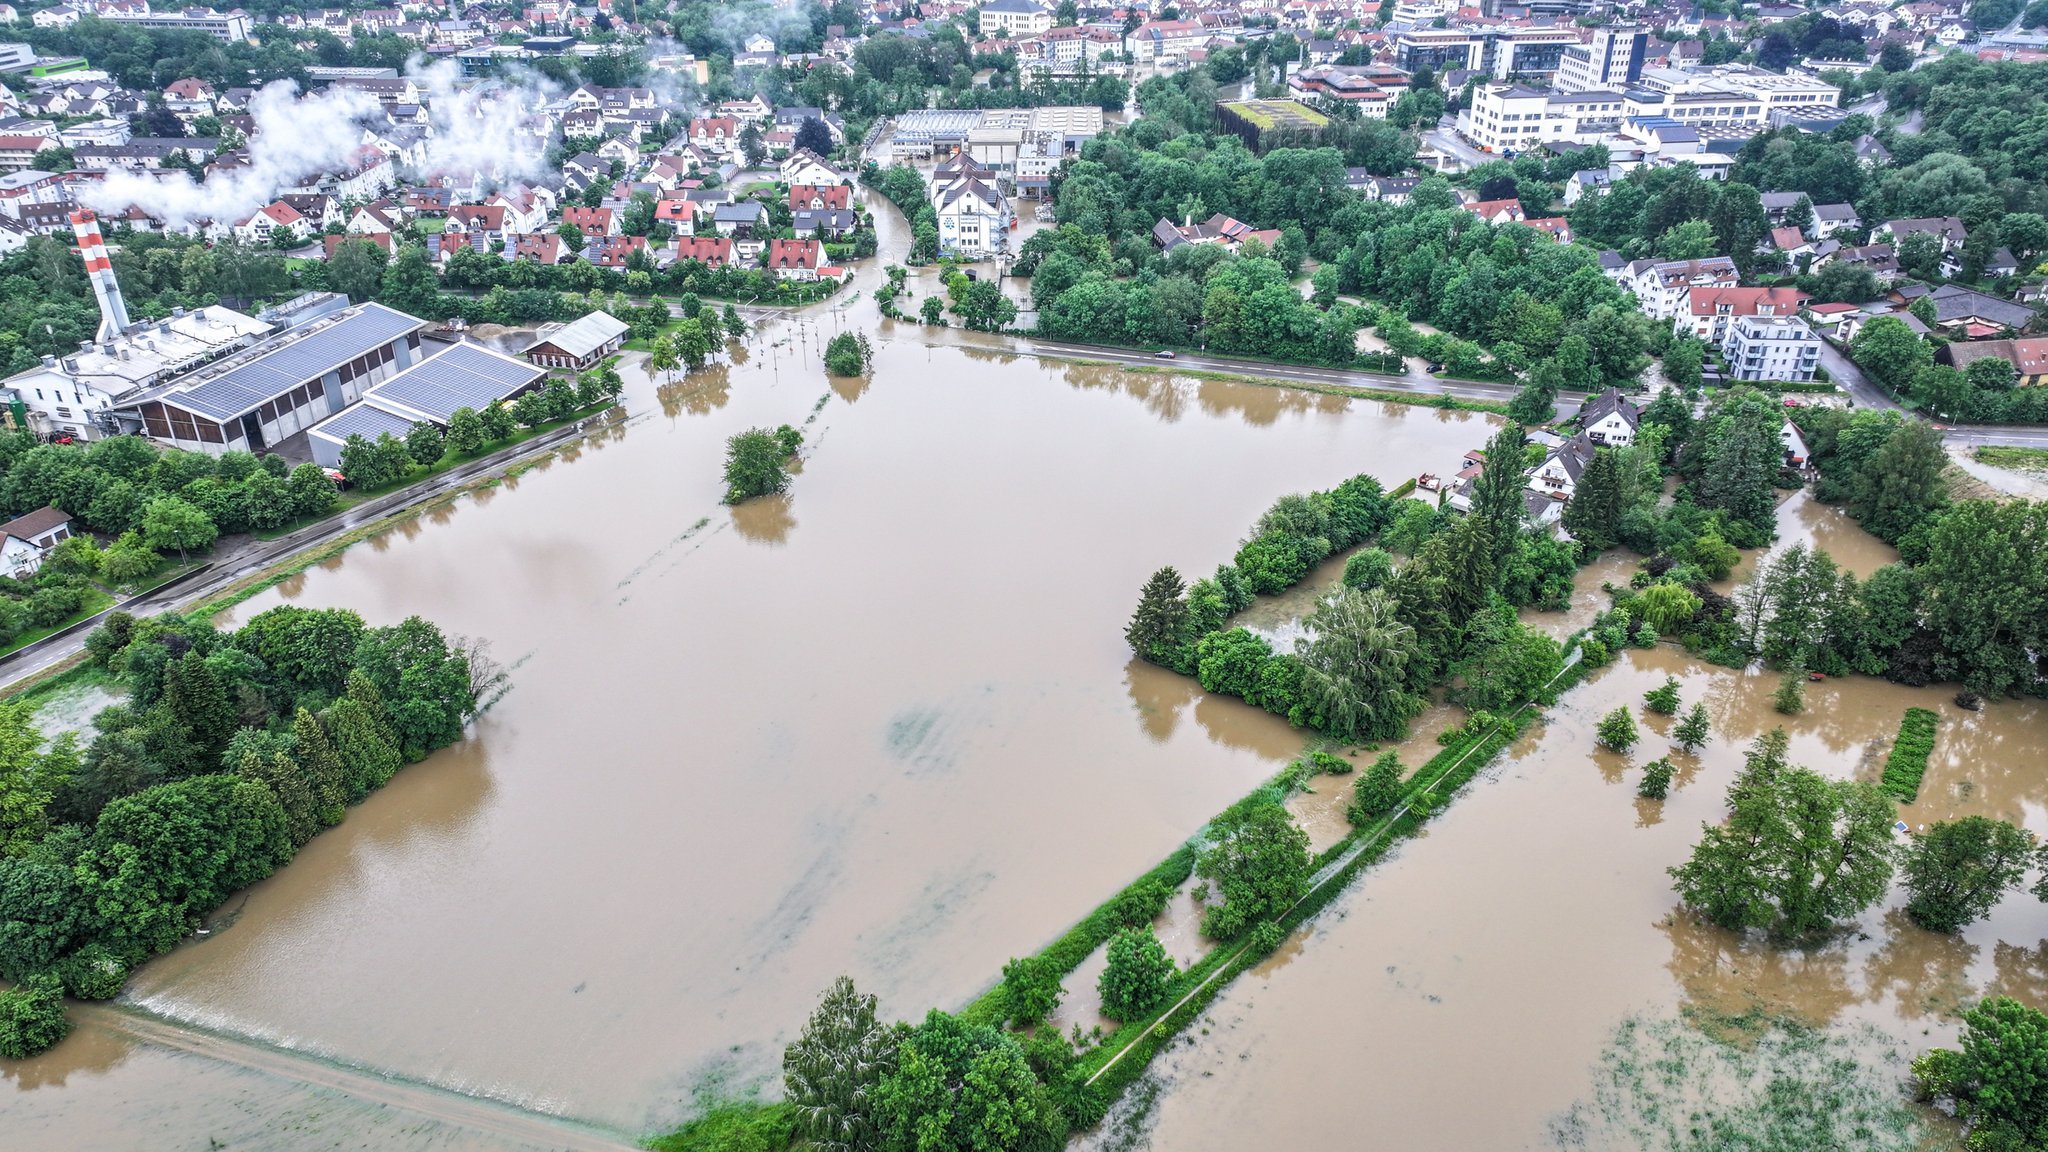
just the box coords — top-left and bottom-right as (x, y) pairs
(307, 340), (546, 469)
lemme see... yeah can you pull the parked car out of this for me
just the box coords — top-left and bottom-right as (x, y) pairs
(1153, 350), (1176, 359)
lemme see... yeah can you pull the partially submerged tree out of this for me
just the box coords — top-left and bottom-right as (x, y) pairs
(782, 976), (896, 1152)
(723, 425), (802, 504)
(1900, 817), (2034, 934)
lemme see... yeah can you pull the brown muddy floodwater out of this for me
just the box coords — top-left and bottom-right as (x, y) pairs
(1092, 607), (2048, 1151)
(2, 325), (1498, 1146)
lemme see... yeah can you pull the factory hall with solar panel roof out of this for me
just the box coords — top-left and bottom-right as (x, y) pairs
(0, 209), (540, 461)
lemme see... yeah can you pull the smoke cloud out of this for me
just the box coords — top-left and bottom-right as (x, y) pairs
(82, 60), (562, 229)
(84, 79), (382, 228)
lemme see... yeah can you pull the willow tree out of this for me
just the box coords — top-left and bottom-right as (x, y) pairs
(1294, 586), (1424, 744)
(783, 976), (897, 1152)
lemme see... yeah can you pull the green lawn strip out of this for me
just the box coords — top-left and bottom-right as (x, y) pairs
(1880, 707), (1940, 802)
(1973, 445), (2048, 472)
(646, 1102), (794, 1152)
(0, 587), (115, 660)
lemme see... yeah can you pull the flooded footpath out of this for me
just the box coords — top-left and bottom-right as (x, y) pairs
(3, 323), (1498, 1145)
(1092, 562), (2047, 1151)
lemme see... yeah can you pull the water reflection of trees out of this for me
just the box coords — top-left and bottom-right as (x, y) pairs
(730, 493), (796, 545)
(1054, 363), (1352, 427)
(1123, 658), (1196, 744)
(658, 363), (732, 418)
(1861, 909), (1977, 1022)
(1986, 941), (2048, 1006)
(0, 1016), (135, 1089)
(1660, 909), (1857, 1027)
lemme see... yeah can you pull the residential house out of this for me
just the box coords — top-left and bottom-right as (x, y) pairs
(789, 183), (852, 211)
(1578, 387), (1642, 447)
(445, 203), (510, 243)
(765, 237), (823, 281)
(583, 235), (648, 268)
(1149, 212), (1281, 253)
(689, 116), (741, 154)
(325, 232), (392, 259)
(669, 235), (734, 268)
(1937, 337), (2048, 386)
(780, 148), (846, 187)
(506, 231), (573, 265)
(794, 208), (856, 239)
(1678, 285), (1810, 343)
(0, 506), (72, 577)
(1922, 284), (2037, 331)
(1818, 242), (1901, 282)
(1530, 432), (1597, 501)
(349, 200), (404, 236)
(562, 205), (616, 236)
(711, 201), (766, 237)
(1781, 419), (1811, 466)
(1462, 198), (1526, 225)
(235, 200), (311, 245)
(1874, 215), (1967, 252)
(1622, 256), (1739, 320)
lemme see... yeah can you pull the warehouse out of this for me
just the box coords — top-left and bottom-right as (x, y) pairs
(112, 303), (431, 455)
(522, 311), (630, 371)
(306, 340), (546, 469)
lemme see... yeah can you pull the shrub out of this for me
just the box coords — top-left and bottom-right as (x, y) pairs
(1106, 876), (1174, 930)
(1596, 707), (1637, 752)
(1348, 751), (1404, 826)
(1638, 757), (1675, 800)
(1644, 675), (1681, 715)
(1098, 926), (1175, 1020)
(0, 973), (69, 1058)
(1307, 750), (1351, 775)
(998, 954), (1062, 1026)
(55, 943), (126, 1000)
(1341, 547), (1394, 592)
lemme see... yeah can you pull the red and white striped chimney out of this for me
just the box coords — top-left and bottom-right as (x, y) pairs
(70, 209), (132, 342)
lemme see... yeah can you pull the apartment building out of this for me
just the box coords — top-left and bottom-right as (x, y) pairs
(1721, 314), (1821, 382)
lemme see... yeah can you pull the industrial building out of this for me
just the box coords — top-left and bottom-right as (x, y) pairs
(306, 340), (545, 469)
(0, 210), (434, 453)
(522, 311), (630, 370)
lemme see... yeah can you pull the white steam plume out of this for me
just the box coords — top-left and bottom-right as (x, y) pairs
(83, 80), (382, 228)
(408, 56), (554, 188)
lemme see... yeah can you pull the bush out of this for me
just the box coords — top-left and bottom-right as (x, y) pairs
(1341, 547), (1393, 591)
(1098, 926), (1176, 1020)
(1233, 531), (1312, 594)
(998, 953), (1062, 1026)
(1307, 750), (1351, 775)
(1644, 675), (1681, 715)
(1106, 876), (1174, 929)
(1596, 707), (1637, 752)
(55, 942), (126, 1000)
(722, 427), (796, 503)
(1638, 757), (1675, 800)
(1348, 751), (1403, 826)
(0, 973), (70, 1058)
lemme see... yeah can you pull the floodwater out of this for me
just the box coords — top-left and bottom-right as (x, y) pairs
(3, 315), (1499, 1143)
(1091, 602), (2048, 1151)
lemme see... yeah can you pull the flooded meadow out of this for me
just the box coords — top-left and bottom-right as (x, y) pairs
(3, 321), (1497, 1145)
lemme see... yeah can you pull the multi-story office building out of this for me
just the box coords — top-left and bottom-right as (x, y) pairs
(1554, 25), (1647, 92)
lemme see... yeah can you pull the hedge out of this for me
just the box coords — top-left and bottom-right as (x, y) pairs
(1880, 707), (1939, 802)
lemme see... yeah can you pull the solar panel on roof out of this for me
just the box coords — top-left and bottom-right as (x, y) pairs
(365, 343), (544, 422)
(167, 305), (422, 420)
(308, 401), (416, 443)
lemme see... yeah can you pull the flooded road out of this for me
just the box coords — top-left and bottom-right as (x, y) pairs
(1093, 629), (2048, 1151)
(4, 319), (1497, 1142)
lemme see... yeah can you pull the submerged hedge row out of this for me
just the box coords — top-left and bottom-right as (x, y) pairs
(1881, 707), (1940, 802)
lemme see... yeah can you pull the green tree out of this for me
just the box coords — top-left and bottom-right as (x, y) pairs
(997, 953), (1062, 1027)
(824, 331), (873, 375)
(782, 976), (897, 1152)
(285, 462), (338, 520)
(1644, 675), (1681, 715)
(291, 707), (348, 825)
(480, 401), (516, 441)
(724, 304), (748, 339)
(1916, 997), (2048, 1147)
(1294, 586), (1425, 744)
(1471, 421), (1530, 574)
(326, 237), (389, 303)
(1635, 582), (1701, 633)
(723, 427), (794, 503)
(1125, 566), (1189, 665)
(1773, 667), (1806, 714)
(0, 973), (69, 1059)
(871, 1011), (1062, 1152)
(325, 696), (401, 801)
(1849, 421), (1947, 544)
(1596, 706), (1638, 752)
(1674, 702), (1712, 752)
(445, 407), (485, 456)
(1348, 750), (1404, 826)
(1668, 729), (1896, 938)
(1196, 799), (1310, 941)
(1900, 817), (2034, 934)
(161, 650), (237, 766)
(1098, 926), (1175, 1020)
(1562, 448), (1625, 551)
(1638, 757), (1675, 800)
(920, 295), (945, 325)
(1696, 394), (1781, 535)
(140, 496), (216, 560)
(1849, 315), (1932, 395)
(406, 421), (445, 469)
(1341, 547), (1394, 592)
(1507, 364), (1558, 425)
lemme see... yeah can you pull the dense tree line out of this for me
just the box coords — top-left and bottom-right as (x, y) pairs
(1850, 314), (2048, 425)
(1034, 101), (1653, 377)
(1127, 429), (1575, 745)
(0, 429), (339, 580)
(0, 605), (489, 1055)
